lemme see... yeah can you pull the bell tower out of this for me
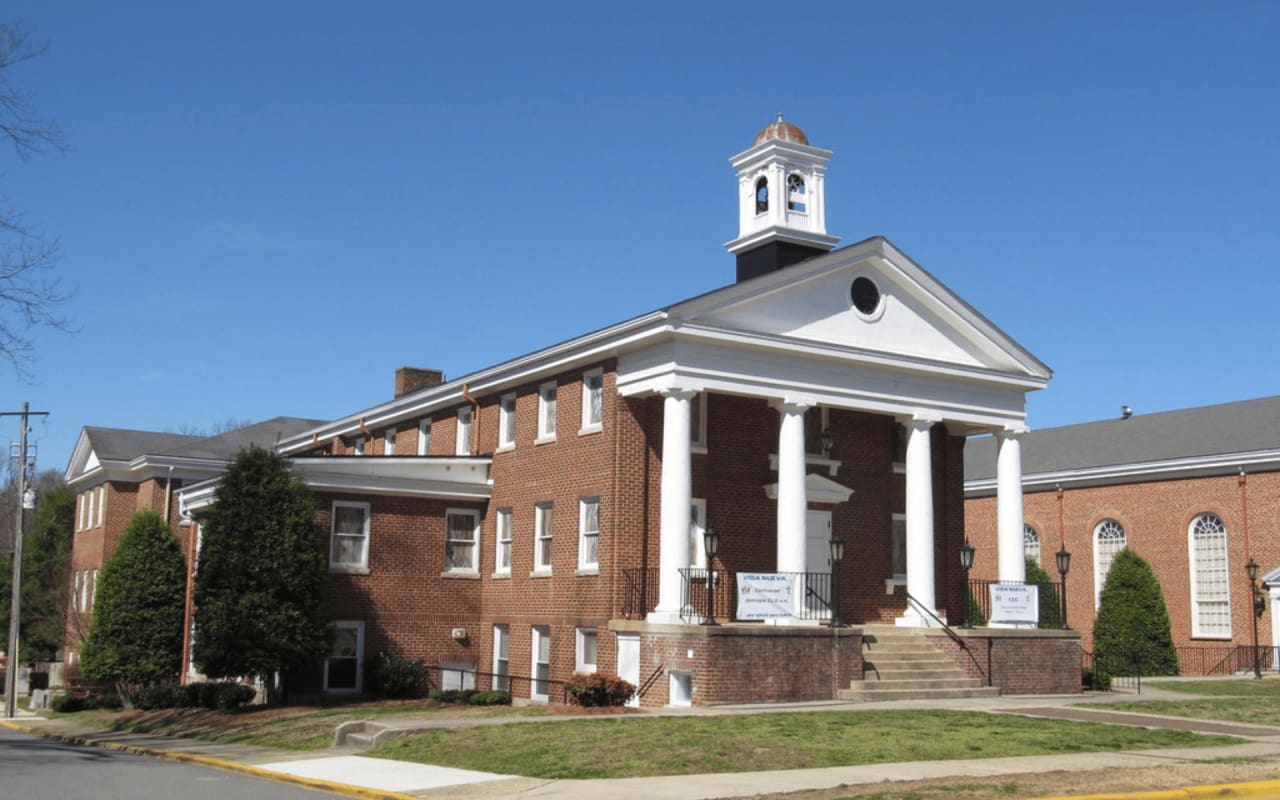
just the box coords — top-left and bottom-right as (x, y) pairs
(725, 115), (840, 282)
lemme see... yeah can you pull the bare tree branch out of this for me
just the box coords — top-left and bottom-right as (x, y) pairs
(0, 19), (73, 378)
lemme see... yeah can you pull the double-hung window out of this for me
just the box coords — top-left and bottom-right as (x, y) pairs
(456, 407), (473, 455)
(581, 370), (603, 433)
(330, 501), (371, 571)
(495, 509), (513, 575)
(531, 626), (550, 701)
(418, 420), (431, 455)
(578, 498), (600, 570)
(575, 627), (597, 673)
(1189, 513), (1231, 638)
(95, 486), (105, 527)
(499, 393), (517, 449)
(492, 625), (510, 691)
(383, 427), (396, 456)
(354, 436), (366, 456)
(534, 503), (553, 573)
(537, 382), (557, 442)
(86, 490), (95, 529)
(444, 509), (480, 573)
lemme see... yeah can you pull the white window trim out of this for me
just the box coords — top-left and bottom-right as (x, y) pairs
(579, 369), (604, 435)
(1024, 524), (1041, 567)
(689, 498), (707, 569)
(456, 407), (473, 455)
(531, 626), (550, 702)
(1188, 512), (1232, 639)
(691, 392), (708, 454)
(86, 490), (95, 530)
(444, 508), (481, 574)
(885, 513), (908, 593)
(324, 620), (364, 694)
(90, 569), (98, 610)
(536, 381), (557, 443)
(492, 624), (510, 692)
(354, 436), (366, 456)
(384, 427), (396, 456)
(498, 392), (517, 450)
(1093, 518), (1128, 609)
(95, 486), (105, 527)
(533, 503), (553, 574)
(439, 661), (477, 691)
(578, 497), (600, 571)
(76, 493), (85, 531)
(330, 501), (371, 572)
(418, 420), (431, 455)
(575, 627), (598, 674)
(494, 508), (513, 576)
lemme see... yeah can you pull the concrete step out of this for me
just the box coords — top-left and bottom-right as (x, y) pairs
(838, 685), (1000, 701)
(864, 667), (970, 681)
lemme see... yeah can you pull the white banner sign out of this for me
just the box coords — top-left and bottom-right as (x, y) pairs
(737, 573), (796, 620)
(990, 583), (1040, 626)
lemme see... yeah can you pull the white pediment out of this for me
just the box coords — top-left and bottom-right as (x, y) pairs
(764, 473), (854, 505)
(673, 238), (1049, 380)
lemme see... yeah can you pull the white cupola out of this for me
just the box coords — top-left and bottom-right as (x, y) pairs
(725, 115), (840, 282)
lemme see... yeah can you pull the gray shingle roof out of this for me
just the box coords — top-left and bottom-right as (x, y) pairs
(965, 395), (1280, 482)
(161, 417), (326, 460)
(81, 428), (203, 463)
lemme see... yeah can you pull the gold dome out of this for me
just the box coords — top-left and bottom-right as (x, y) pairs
(753, 114), (809, 146)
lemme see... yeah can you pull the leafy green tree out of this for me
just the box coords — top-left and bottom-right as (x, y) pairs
(193, 447), (329, 695)
(10, 486), (75, 662)
(1093, 549), (1179, 676)
(1026, 556), (1063, 630)
(80, 510), (186, 685)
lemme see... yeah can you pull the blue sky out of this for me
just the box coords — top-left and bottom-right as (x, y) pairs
(3, 2), (1278, 476)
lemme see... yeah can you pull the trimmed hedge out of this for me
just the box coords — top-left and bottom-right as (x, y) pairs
(128, 681), (256, 712)
(366, 652), (429, 699)
(428, 688), (511, 706)
(50, 693), (122, 713)
(565, 672), (635, 707)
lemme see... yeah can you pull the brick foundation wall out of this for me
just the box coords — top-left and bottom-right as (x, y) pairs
(928, 628), (1082, 694)
(611, 621), (863, 706)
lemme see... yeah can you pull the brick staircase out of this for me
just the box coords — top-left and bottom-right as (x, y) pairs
(838, 625), (999, 702)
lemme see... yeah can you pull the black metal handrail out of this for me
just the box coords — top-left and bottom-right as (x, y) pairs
(427, 665), (569, 704)
(905, 591), (988, 686)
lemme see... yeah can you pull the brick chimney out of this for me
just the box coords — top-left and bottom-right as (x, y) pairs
(395, 367), (444, 398)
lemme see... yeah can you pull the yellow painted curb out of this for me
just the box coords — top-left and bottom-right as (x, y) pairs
(0, 719), (425, 800)
(1031, 778), (1280, 800)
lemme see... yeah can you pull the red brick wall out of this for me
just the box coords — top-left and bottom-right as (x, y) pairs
(930, 628), (1082, 694)
(966, 469), (1280, 659)
(613, 621), (863, 706)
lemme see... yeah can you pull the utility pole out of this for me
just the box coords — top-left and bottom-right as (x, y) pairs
(4, 402), (50, 719)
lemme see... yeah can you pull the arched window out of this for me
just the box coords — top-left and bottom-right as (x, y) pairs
(1093, 518), (1127, 608)
(1189, 513), (1231, 638)
(1024, 524), (1041, 566)
(755, 177), (769, 214)
(786, 174), (807, 212)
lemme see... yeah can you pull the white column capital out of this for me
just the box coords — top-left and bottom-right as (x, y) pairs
(998, 424), (1030, 440)
(771, 396), (817, 414)
(659, 386), (698, 401)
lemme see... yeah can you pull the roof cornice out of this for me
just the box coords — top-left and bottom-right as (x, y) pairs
(277, 312), (669, 454)
(965, 448), (1280, 497)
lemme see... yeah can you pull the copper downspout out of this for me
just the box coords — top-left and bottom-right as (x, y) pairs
(461, 383), (481, 456)
(180, 518), (198, 683)
(1239, 469), (1252, 559)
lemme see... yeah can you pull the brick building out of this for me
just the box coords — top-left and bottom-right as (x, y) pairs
(73, 119), (1071, 704)
(965, 397), (1280, 674)
(61, 419), (323, 669)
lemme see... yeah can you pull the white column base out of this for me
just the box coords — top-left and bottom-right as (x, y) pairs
(646, 610), (686, 625)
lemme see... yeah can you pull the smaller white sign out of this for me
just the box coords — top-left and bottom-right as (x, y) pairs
(737, 573), (796, 620)
(990, 583), (1040, 626)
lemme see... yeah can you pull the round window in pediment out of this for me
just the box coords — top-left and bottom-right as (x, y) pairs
(850, 276), (881, 316)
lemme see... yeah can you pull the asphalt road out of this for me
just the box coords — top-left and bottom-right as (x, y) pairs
(0, 726), (340, 800)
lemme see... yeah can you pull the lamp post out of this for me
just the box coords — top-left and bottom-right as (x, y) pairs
(1056, 548), (1072, 630)
(829, 537), (846, 628)
(959, 539), (975, 629)
(701, 528), (719, 626)
(1247, 558), (1263, 680)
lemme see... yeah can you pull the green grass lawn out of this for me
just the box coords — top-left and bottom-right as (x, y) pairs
(71, 701), (551, 751)
(1103, 677), (1280, 727)
(366, 710), (1236, 779)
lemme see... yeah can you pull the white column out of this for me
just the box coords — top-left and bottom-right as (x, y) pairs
(997, 427), (1027, 584)
(775, 401), (809, 574)
(649, 389), (695, 623)
(900, 415), (938, 626)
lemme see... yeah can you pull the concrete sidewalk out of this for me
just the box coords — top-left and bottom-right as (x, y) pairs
(4, 689), (1280, 800)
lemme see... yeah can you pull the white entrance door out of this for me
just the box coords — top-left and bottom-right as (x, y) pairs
(804, 510), (832, 616)
(616, 633), (640, 708)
